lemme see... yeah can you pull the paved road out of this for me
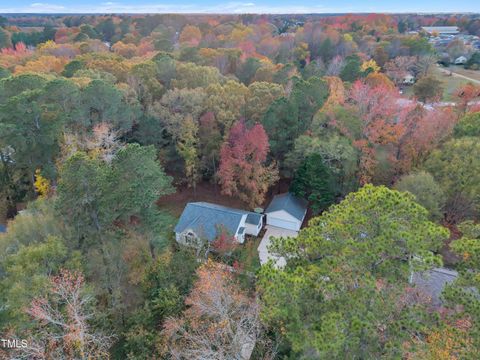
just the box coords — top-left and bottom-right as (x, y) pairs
(438, 67), (480, 85)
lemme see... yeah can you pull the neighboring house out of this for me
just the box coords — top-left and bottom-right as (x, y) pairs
(402, 73), (415, 85)
(174, 202), (263, 247)
(411, 267), (458, 306)
(421, 26), (459, 36)
(454, 55), (468, 65)
(264, 193), (308, 231)
(0, 224), (6, 233)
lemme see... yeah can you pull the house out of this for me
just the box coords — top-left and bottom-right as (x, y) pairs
(421, 26), (459, 36)
(411, 267), (458, 306)
(454, 55), (468, 65)
(264, 193), (308, 231)
(174, 202), (263, 247)
(402, 73), (415, 85)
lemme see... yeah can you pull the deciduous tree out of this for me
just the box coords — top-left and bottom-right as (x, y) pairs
(18, 269), (114, 359)
(218, 120), (278, 208)
(163, 261), (264, 359)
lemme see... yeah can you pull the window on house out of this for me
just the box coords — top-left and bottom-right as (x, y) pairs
(184, 231), (196, 245)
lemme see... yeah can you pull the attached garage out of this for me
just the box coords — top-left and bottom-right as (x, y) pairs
(265, 193), (308, 231)
(266, 212), (299, 231)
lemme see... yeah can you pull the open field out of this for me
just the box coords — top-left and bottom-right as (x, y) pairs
(447, 65), (480, 82)
(403, 64), (480, 102)
(431, 65), (473, 101)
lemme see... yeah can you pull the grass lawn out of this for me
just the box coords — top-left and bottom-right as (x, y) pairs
(430, 66), (472, 102)
(448, 65), (480, 82)
(403, 65), (477, 102)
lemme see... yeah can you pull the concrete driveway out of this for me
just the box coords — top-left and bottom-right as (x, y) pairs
(258, 225), (298, 268)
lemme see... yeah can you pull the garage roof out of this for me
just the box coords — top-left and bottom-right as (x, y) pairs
(265, 193), (308, 221)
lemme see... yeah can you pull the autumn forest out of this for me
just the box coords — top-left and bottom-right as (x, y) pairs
(1, 11), (480, 359)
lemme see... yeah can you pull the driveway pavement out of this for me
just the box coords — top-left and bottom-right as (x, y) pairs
(258, 225), (298, 268)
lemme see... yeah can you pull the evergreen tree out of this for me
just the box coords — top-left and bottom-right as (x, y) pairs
(290, 153), (335, 214)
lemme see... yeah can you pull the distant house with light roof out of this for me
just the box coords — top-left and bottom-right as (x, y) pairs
(422, 26), (459, 36)
(454, 55), (468, 65)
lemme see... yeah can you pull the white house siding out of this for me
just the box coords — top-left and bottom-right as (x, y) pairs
(234, 214), (248, 243)
(245, 223), (259, 236)
(266, 210), (302, 231)
(245, 215), (263, 236)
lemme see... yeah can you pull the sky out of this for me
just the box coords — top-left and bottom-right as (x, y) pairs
(0, 0), (478, 14)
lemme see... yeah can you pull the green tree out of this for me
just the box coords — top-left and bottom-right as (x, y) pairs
(56, 144), (174, 248)
(246, 81), (284, 123)
(290, 153), (335, 214)
(128, 61), (165, 109)
(454, 111), (480, 137)
(286, 134), (359, 194)
(236, 57), (261, 85)
(205, 80), (248, 133)
(0, 66), (10, 79)
(443, 220), (480, 353)
(413, 75), (444, 103)
(0, 27), (12, 49)
(80, 79), (138, 132)
(61, 59), (86, 78)
(0, 85), (64, 192)
(153, 53), (176, 88)
(0, 73), (46, 102)
(394, 171), (446, 220)
(122, 249), (198, 359)
(424, 137), (480, 221)
(262, 76), (329, 163)
(258, 185), (448, 358)
(465, 52), (480, 70)
(0, 236), (71, 325)
(340, 54), (362, 82)
(171, 62), (223, 89)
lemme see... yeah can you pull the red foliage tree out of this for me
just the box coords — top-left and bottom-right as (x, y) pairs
(218, 120), (279, 208)
(212, 227), (238, 257)
(454, 83), (480, 115)
(347, 80), (412, 183)
(397, 107), (457, 173)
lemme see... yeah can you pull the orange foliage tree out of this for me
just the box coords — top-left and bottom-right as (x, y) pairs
(218, 120), (279, 208)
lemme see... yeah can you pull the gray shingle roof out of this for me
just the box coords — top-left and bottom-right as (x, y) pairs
(265, 193), (308, 221)
(412, 267), (458, 306)
(174, 202), (260, 242)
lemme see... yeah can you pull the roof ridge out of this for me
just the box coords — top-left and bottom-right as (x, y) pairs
(189, 202), (246, 216)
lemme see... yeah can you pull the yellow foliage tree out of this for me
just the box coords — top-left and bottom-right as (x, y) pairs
(361, 59), (381, 73)
(34, 169), (50, 197)
(15, 55), (68, 75)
